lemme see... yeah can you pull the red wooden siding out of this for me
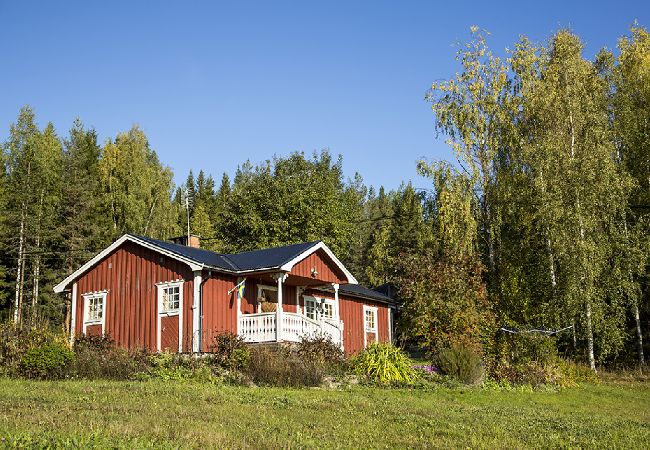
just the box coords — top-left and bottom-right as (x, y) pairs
(290, 249), (346, 284)
(201, 273), (237, 350)
(73, 241), (194, 352)
(302, 289), (391, 355)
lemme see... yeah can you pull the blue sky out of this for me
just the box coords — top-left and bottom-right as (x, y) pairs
(1, 1), (647, 191)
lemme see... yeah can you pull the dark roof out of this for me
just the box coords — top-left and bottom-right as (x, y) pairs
(133, 235), (319, 272)
(337, 283), (395, 305)
(226, 241), (321, 271)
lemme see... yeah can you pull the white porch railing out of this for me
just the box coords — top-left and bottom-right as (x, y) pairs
(239, 312), (343, 347)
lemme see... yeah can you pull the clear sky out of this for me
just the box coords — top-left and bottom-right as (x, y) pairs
(1, 1), (647, 191)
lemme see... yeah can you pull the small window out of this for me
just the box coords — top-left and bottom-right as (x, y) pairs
(86, 296), (104, 322)
(365, 307), (376, 332)
(322, 302), (334, 320)
(160, 283), (182, 314)
(304, 296), (335, 321)
(305, 297), (317, 320)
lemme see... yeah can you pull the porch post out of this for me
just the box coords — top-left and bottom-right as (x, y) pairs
(236, 277), (242, 335)
(70, 282), (77, 345)
(192, 270), (202, 353)
(332, 283), (340, 321)
(274, 273), (287, 342)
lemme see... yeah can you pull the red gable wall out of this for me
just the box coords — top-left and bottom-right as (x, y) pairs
(73, 241), (194, 352)
(290, 249), (347, 284)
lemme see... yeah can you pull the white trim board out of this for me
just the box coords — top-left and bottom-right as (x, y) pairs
(157, 280), (184, 353)
(82, 291), (108, 335)
(280, 241), (358, 284)
(363, 305), (378, 349)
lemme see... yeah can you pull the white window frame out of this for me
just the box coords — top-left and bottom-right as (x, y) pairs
(82, 291), (107, 335)
(157, 280), (184, 352)
(256, 284), (278, 313)
(363, 305), (378, 348)
(303, 295), (336, 321)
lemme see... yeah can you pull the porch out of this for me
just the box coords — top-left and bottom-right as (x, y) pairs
(238, 312), (344, 348)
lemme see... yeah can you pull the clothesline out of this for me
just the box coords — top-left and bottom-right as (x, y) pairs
(499, 325), (574, 336)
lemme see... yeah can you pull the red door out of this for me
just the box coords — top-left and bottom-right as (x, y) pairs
(160, 316), (179, 352)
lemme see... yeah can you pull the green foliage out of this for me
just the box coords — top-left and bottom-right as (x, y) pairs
(208, 331), (250, 370)
(353, 343), (418, 385)
(436, 344), (484, 385)
(0, 321), (62, 377)
(216, 151), (364, 258)
(20, 341), (74, 380)
(398, 250), (495, 357)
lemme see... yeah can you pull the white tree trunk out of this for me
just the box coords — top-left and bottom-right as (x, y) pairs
(13, 208), (25, 323)
(634, 303), (645, 366)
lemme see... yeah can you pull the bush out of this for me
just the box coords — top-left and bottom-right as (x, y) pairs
(353, 343), (418, 385)
(296, 333), (347, 375)
(20, 342), (74, 380)
(73, 334), (148, 380)
(0, 322), (58, 377)
(209, 331), (250, 370)
(245, 345), (325, 387)
(436, 344), (483, 384)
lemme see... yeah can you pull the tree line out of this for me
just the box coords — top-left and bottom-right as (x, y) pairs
(1, 25), (648, 370)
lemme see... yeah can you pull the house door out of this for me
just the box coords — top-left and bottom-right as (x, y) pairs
(363, 305), (378, 348)
(160, 315), (179, 351)
(157, 281), (184, 352)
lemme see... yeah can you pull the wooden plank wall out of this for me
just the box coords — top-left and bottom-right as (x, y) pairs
(74, 242), (194, 352)
(305, 289), (391, 355)
(290, 249), (347, 284)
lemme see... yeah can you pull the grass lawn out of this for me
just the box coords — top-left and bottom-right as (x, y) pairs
(1, 378), (649, 448)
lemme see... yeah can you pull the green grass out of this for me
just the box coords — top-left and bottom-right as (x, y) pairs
(1, 379), (649, 448)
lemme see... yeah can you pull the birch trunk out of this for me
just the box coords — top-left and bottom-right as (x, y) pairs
(634, 303), (645, 366)
(32, 191), (45, 310)
(569, 106), (596, 372)
(13, 208), (25, 323)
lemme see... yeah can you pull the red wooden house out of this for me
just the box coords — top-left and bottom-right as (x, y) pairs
(54, 234), (395, 355)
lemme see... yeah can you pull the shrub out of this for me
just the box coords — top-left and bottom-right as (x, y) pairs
(73, 334), (148, 380)
(20, 342), (74, 380)
(0, 322), (57, 377)
(436, 344), (483, 384)
(353, 343), (418, 385)
(245, 345), (324, 387)
(209, 331), (250, 370)
(296, 333), (347, 374)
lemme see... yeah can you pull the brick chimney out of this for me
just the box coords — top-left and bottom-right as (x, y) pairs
(188, 235), (201, 248)
(169, 234), (201, 248)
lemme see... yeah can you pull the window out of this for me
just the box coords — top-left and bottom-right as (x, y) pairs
(304, 297), (317, 320)
(158, 282), (183, 315)
(322, 301), (334, 320)
(85, 295), (104, 323)
(364, 306), (377, 332)
(304, 296), (335, 321)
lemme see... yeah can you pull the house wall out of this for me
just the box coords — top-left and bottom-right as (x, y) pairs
(73, 241), (194, 352)
(303, 289), (391, 355)
(290, 249), (347, 284)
